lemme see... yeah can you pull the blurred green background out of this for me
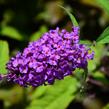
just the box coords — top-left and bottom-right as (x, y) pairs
(0, 0), (109, 109)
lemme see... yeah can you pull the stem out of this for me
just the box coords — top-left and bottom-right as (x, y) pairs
(80, 67), (88, 94)
(58, 5), (79, 26)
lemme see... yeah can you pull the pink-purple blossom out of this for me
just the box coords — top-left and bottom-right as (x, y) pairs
(6, 26), (94, 87)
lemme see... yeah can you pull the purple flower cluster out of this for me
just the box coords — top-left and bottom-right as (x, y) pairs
(6, 26), (94, 87)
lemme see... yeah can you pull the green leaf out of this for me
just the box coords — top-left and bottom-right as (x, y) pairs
(103, 103), (109, 109)
(0, 26), (23, 41)
(0, 40), (9, 74)
(96, 0), (109, 14)
(26, 77), (78, 109)
(96, 26), (109, 44)
(88, 44), (104, 72)
(30, 26), (48, 41)
(80, 40), (92, 46)
(58, 5), (79, 27)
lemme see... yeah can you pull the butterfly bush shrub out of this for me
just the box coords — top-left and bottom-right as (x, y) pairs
(6, 26), (94, 87)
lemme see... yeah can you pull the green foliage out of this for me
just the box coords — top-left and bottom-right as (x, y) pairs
(79, 42), (104, 74)
(30, 26), (48, 41)
(96, 26), (109, 44)
(0, 26), (23, 41)
(88, 44), (104, 72)
(58, 5), (79, 27)
(80, 40), (92, 46)
(27, 77), (78, 109)
(0, 40), (9, 74)
(96, 0), (109, 14)
(103, 103), (109, 109)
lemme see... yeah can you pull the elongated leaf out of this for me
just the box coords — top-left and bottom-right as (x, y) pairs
(0, 40), (9, 74)
(96, 26), (109, 44)
(26, 77), (78, 109)
(0, 26), (23, 41)
(58, 5), (79, 26)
